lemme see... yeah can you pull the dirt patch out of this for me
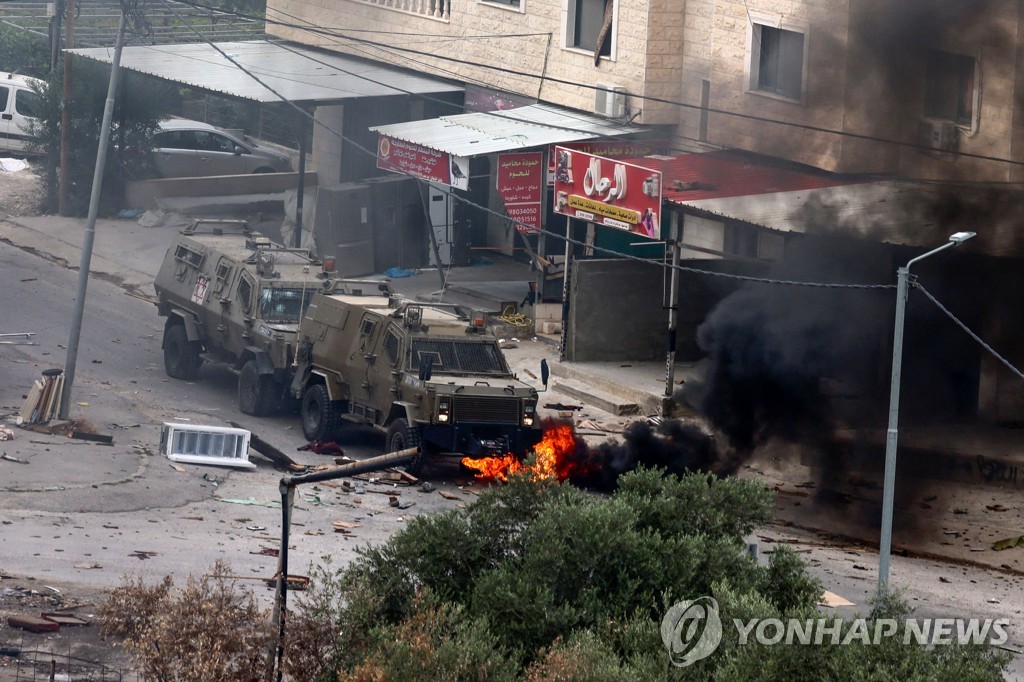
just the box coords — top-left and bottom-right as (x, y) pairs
(0, 162), (44, 219)
(0, 574), (133, 681)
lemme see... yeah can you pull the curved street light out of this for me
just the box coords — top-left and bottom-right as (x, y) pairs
(877, 230), (976, 595)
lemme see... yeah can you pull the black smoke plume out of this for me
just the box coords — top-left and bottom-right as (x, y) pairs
(680, 236), (894, 452)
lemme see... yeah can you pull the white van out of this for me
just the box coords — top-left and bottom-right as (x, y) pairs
(0, 72), (44, 155)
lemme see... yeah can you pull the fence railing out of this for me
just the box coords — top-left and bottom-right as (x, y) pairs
(353, 0), (451, 22)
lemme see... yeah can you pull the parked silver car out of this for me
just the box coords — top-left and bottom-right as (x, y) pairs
(152, 119), (292, 178)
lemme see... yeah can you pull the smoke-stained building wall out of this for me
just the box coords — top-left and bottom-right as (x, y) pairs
(679, 0), (1024, 182)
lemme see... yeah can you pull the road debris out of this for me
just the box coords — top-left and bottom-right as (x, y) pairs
(993, 535), (1024, 551)
(229, 421), (300, 470)
(17, 369), (63, 425)
(7, 615), (59, 633)
(215, 497), (282, 508)
(129, 551), (158, 560)
(1, 453), (27, 464)
(438, 490), (461, 501)
(71, 430), (113, 444)
(333, 521), (360, 533)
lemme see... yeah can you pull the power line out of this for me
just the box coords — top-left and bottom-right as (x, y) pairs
(172, 0), (1024, 169)
(154, 0), (902, 294)
(916, 283), (1024, 382)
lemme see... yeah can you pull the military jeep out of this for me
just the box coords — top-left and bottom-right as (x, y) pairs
(291, 291), (545, 474)
(154, 219), (339, 415)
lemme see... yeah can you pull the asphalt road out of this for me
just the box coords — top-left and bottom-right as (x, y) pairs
(3, 232), (1024, 680)
(0, 238), (473, 600)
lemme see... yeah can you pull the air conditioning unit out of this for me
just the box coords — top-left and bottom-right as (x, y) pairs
(594, 83), (627, 118)
(919, 117), (956, 151)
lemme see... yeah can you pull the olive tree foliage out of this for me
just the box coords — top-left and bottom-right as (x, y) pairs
(27, 59), (180, 215)
(279, 468), (1008, 681)
(0, 25), (51, 79)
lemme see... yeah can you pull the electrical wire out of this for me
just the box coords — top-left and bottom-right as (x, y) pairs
(153, 0), (901, 292)
(169, 0), (1024, 169)
(916, 282), (1024, 383)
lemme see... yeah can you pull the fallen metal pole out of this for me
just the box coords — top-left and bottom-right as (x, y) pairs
(267, 446), (420, 682)
(0, 333), (35, 338)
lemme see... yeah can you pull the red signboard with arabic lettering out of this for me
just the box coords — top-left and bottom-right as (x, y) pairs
(496, 152), (543, 233)
(547, 139), (667, 184)
(552, 146), (662, 239)
(377, 134), (470, 190)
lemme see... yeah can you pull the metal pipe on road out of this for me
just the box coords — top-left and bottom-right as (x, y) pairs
(268, 447), (421, 681)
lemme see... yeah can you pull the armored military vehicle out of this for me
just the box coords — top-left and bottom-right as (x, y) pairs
(291, 291), (545, 474)
(154, 219), (342, 416)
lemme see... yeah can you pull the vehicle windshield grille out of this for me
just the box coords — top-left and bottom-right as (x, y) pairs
(411, 339), (507, 374)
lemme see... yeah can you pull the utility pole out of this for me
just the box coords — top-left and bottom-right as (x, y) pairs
(59, 11), (128, 419)
(49, 0), (63, 73)
(876, 230), (975, 595)
(58, 0), (75, 216)
(663, 213), (681, 415)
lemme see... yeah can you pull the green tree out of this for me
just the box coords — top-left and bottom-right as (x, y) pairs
(28, 60), (180, 215)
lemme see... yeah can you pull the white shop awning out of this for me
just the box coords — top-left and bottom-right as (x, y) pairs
(369, 102), (644, 157)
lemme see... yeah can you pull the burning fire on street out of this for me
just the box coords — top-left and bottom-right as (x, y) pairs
(461, 418), (723, 488)
(461, 422), (590, 483)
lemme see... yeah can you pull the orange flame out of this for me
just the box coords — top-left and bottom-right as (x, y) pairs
(462, 422), (587, 482)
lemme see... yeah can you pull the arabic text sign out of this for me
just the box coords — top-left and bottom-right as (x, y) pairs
(377, 134), (469, 190)
(496, 152), (543, 233)
(547, 139), (667, 184)
(552, 146), (662, 238)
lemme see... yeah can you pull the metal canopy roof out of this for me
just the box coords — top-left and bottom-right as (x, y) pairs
(66, 41), (463, 104)
(370, 103), (644, 157)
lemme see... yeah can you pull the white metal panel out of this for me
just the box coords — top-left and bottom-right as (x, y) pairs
(370, 103), (643, 157)
(161, 422), (255, 470)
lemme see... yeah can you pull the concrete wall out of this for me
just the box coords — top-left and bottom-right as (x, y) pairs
(566, 256), (765, 362)
(125, 172), (319, 210)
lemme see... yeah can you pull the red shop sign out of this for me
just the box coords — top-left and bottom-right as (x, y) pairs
(552, 146), (662, 238)
(377, 134), (469, 190)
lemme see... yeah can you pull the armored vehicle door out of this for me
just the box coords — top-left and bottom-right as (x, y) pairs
(233, 269), (258, 349)
(211, 256), (236, 344)
(381, 323), (404, 403)
(348, 311), (384, 422)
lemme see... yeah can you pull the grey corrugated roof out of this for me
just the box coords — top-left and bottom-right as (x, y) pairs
(67, 40), (462, 103)
(370, 103), (643, 156)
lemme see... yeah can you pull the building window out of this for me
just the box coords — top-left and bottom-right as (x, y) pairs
(750, 23), (805, 100)
(481, 0), (520, 9)
(567, 0), (613, 60)
(925, 50), (976, 126)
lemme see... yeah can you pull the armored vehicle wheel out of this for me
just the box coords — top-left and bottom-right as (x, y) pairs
(386, 418), (424, 476)
(239, 360), (278, 416)
(163, 324), (202, 380)
(301, 383), (342, 441)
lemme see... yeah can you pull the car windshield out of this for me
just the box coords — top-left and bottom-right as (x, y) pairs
(258, 287), (315, 323)
(409, 339), (509, 375)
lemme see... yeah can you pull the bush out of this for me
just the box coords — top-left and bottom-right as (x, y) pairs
(99, 560), (272, 681)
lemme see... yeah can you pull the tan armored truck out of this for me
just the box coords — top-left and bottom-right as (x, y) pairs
(291, 291), (546, 474)
(154, 219), (347, 416)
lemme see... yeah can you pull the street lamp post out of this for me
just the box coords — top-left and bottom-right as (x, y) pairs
(877, 230), (976, 595)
